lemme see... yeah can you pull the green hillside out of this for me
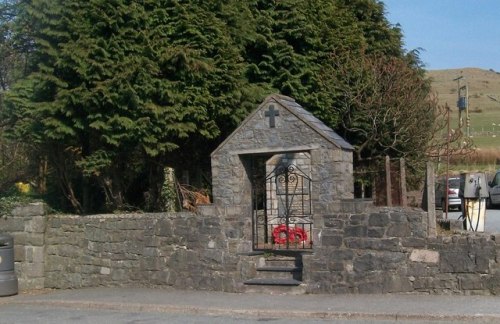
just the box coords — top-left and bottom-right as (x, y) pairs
(427, 68), (500, 149)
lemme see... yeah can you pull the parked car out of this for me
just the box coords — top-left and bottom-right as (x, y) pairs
(435, 177), (461, 211)
(487, 170), (500, 209)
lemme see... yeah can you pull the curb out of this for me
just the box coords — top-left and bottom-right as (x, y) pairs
(4, 299), (500, 322)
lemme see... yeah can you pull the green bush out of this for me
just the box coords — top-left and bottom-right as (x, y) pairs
(0, 183), (36, 217)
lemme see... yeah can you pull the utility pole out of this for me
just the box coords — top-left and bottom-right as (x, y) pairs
(445, 103), (450, 220)
(453, 75), (470, 137)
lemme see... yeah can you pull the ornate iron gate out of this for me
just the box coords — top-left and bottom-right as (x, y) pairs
(252, 161), (312, 250)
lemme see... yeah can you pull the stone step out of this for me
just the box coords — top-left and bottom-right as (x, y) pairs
(242, 283), (307, 295)
(264, 257), (300, 268)
(255, 266), (302, 280)
(257, 266), (302, 272)
(243, 278), (302, 286)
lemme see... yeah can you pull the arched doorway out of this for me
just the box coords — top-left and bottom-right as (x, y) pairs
(250, 152), (313, 250)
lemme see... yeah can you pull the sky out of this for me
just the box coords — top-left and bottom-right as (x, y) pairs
(383, 0), (500, 71)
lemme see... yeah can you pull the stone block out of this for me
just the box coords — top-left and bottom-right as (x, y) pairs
(331, 285), (354, 294)
(198, 205), (220, 217)
(368, 213), (390, 227)
(225, 206), (243, 217)
(202, 249), (223, 264)
(344, 225), (367, 237)
(383, 275), (412, 293)
(429, 274), (458, 290)
(386, 223), (410, 237)
(344, 238), (367, 249)
(458, 274), (484, 290)
(86, 228), (112, 243)
(367, 238), (401, 252)
(340, 199), (372, 214)
(408, 262), (438, 277)
(44, 258), (65, 272)
(350, 214), (367, 225)
(440, 252), (476, 273)
(25, 216), (46, 233)
(485, 273), (500, 295)
(77, 265), (96, 274)
(12, 232), (27, 245)
(11, 203), (46, 217)
(353, 253), (381, 272)
(367, 228), (385, 238)
(22, 262), (44, 277)
(406, 211), (424, 222)
(474, 253), (491, 273)
(156, 218), (173, 237)
(402, 237), (426, 248)
(358, 281), (384, 294)
(14, 245), (26, 262)
(58, 245), (81, 258)
(49, 218), (62, 228)
(380, 252), (406, 270)
(328, 261), (344, 271)
(143, 247), (158, 257)
(18, 277), (44, 291)
(309, 259), (329, 271)
(410, 249), (439, 264)
(0, 217), (25, 232)
(330, 249), (354, 261)
(412, 277), (432, 290)
(25, 246), (45, 263)
(389, 212), (407, 223)
(26, 233), (44, 246)
(200, 225), (221, 235)
(144, 236), (160, 247)
(321, 235), (342, 247)
(324, 216), (344, 229)
(354, 252), (405, 272)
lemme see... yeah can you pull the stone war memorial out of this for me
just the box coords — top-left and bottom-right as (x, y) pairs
(2, 94), (500, 295)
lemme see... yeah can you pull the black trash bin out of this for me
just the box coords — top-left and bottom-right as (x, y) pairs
(0, 233), (18, 296)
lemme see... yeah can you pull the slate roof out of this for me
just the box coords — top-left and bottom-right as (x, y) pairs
(272, 95), (354, 150)
(212, 94), (353, 156)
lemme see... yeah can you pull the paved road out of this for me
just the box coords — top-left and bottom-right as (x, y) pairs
(1, 288), (500, 323)
(0, 304), (458, 324)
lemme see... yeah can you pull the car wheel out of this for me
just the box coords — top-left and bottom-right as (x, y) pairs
(486, 196), (493, 209)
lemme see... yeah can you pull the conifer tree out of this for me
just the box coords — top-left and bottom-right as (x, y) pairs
(5, 0), (255, 212)
(3, 0), (437, 211)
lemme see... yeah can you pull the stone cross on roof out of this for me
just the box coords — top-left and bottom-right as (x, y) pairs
(264, 105), (279, 128)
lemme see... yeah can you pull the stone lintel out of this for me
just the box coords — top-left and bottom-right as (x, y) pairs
(230, 144), (320, 156)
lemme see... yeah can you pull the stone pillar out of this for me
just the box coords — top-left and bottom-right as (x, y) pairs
(10, 203), (47, 290)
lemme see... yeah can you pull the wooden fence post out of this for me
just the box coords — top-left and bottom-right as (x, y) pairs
(425, 161), (437, 237)
(400, 158), (407, 207)
(385, 155), (392, 206)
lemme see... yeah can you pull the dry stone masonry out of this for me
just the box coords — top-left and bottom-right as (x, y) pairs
(2, 94), (500, 295)
(3, 202), (500, 294)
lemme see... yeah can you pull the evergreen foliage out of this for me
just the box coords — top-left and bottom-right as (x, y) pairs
(2, 0), (438, 212)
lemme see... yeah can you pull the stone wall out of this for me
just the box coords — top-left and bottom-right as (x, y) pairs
(2, 202), (500, 295)
(2, 203), (242, 292)
(306, 204), (500, 295)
